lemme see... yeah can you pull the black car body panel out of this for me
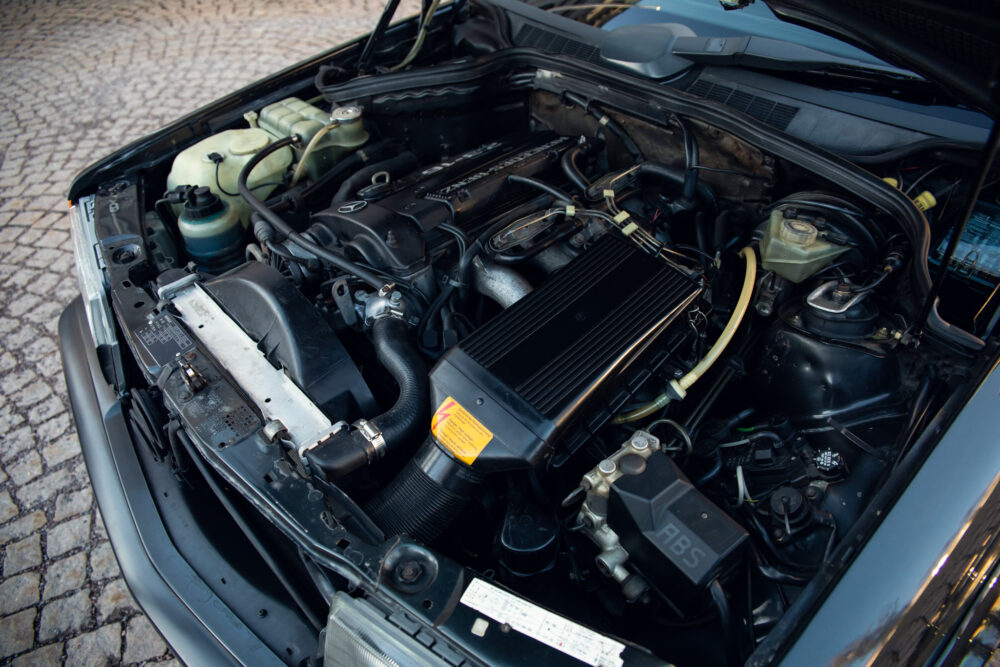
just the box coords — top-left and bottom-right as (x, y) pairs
(758, 0), (1000, 115)
(59, 298), (285, 666)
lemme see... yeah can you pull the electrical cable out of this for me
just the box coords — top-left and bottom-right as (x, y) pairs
(647, 418), (692, 455)
(563, 92), (644, 162)
(904, 163), (946, 195)
(176, 428), (325, 631)
(237, 136), (385, 290)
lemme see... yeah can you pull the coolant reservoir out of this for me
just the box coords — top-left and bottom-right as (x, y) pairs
(177, 187), (244, 274)
(166, 128), (292, 225)
(759, 209), (849, 283)
(259, 99), (368, 182)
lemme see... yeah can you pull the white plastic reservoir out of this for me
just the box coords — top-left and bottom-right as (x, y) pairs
(166, 128), (292, 225)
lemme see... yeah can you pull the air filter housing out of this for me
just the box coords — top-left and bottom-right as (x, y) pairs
(427, 234), (702, 473)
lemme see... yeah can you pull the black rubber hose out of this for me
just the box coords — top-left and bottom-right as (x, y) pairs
(564, 92), (644, 162)
(506, 174), (573, 205)
(304, 316), (428, 479)
(561, 146), (591, 194)
(560, 138), (604, 195)
(710, 580), (738, 666)
(332, 152), (419, 203)
(674, 115), (700, 201)
(637, 161), (718, 216)
(237, 136), (385, 289)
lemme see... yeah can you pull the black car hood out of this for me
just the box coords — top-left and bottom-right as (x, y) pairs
(754, 0), (1000, 116)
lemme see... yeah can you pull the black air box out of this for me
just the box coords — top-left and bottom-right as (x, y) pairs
(609, 452), (748, 613)
(427, 234), (701, 473)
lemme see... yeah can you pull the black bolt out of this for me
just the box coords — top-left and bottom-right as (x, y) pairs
(113, 248), (134, 263)
(257, 609), (268, 618)
(396, 560), (423, 584)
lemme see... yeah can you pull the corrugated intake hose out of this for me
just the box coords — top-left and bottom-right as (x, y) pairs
(304, 316), (428, 479)
(365, 437), (483, 544)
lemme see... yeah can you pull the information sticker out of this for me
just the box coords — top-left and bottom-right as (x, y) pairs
(460, 578), (626, 667)
(431, 397), (493, 464)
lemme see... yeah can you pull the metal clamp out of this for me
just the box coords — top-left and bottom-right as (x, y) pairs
(364, 285), (406, 326)
(806, 280), (868, 314)
(353, 419), (386, 462)
(157, 273), (200, 301)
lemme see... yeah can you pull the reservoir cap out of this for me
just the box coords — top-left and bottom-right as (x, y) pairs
(182, 187), (225, 219)
(228, 129), (271, 156)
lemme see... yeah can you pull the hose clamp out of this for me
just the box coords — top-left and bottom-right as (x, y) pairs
(353, 419), (386, 462)
(364, 287), (407, 326)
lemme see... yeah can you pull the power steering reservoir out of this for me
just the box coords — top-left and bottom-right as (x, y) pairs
(177, 187), (243, 274)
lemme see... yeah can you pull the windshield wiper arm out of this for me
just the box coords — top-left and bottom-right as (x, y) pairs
(671, 35), (921, 79)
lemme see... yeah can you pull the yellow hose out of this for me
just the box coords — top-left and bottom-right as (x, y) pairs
(290, 122), (337, 187)
(388, 0), (442, 72)
(612, 247), (757, 424)
(674, 246), (757, 395)
(611, 393), (671, 424)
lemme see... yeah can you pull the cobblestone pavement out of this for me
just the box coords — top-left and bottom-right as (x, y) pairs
(0, 0), (419, 663)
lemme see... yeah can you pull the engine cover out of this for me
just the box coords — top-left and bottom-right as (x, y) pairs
(427, 234), (702, 473)
(308, 133), (573, 273)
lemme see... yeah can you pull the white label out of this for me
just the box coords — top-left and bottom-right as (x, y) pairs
(460, 578), (625, 667)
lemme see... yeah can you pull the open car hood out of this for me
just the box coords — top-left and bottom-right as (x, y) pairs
(751, 0), (1000, 116)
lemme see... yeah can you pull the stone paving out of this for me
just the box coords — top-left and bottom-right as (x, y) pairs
(0, 0), (419, 663)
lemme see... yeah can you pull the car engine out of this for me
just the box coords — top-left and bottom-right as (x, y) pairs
(79, 43), (989, 665)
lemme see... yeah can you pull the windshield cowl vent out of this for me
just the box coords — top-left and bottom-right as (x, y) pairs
(686, 78), (798, 131)
(516, 24), (601, 64)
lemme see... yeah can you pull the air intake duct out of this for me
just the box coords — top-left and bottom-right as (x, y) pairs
(368, 235), (702, 542)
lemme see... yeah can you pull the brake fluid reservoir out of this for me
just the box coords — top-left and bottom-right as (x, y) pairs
(258, 99), (368, 181)
(177, 187), (244, 274)
(760, 209), (849, 282)
(166, 128), (292, 225)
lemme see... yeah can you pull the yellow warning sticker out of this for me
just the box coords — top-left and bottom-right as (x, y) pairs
(431, 397), (493, 465)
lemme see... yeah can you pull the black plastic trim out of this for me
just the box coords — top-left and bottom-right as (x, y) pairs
(59, 298), (285, 667)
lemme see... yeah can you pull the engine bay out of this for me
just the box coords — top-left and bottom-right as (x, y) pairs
(75, 24), (1000, 665)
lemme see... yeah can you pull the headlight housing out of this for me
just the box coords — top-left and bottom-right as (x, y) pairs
(69, 195), (122, 387)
